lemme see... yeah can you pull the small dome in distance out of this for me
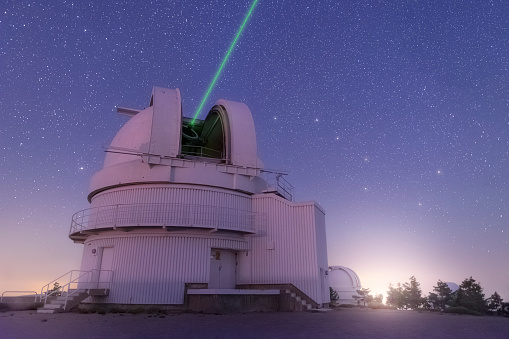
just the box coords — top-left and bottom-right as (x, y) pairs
(328, 265), (362, 305)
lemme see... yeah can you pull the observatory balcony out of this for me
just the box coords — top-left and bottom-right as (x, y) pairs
(69, 203), (259, 242)
(260, 170), (294, 201)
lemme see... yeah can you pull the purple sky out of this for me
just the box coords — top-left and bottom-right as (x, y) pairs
(1, 0), (508, 300)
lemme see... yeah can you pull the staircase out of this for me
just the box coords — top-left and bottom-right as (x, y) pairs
(37, 288), (110, 313)
(284, 289), (312, 311)
(37, 290), (90, 314)
(37, 269), (113, 314)
(236, 284), (321, 312)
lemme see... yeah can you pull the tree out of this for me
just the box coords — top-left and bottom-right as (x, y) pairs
(386, 277), (424, 309)
(431, 280), (453, 311)
(403, 276), (423, 309)
(453, 277), (486, 314)
(330, 287), (339, 303)
(352, 293), (363, 305)
(373, 293), (383, 304)
(487, 291), (503, 315)
(47, 282), (61, 296)
(352, 287), (373, 306)
(386, 283), (405, 309)
(426, 292), (439, 310)
(356, 287), (372, 306)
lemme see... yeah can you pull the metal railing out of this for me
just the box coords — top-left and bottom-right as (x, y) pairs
(261, 171), (294, 201)
(180, 145), (223, 159)
(104, 144), (223, 160)
(40, 269), (113, 310)
(1, 291), (39, 302)
(70, 203), (258, 235)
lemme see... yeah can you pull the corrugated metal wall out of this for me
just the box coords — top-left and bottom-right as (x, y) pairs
(315, 205), (330, 303)
(80, 231), (248, 305)
(90, 184), (251, 211)
(79, 184), (328, 305)
(246, 194), (328, 304)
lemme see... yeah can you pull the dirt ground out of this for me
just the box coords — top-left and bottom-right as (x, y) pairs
(1, 307), (508, 338)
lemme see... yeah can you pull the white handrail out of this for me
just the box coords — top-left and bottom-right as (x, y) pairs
(70, 203), (260, 236)
(260, 171), (294, 201)
(40, 270), (89, 303)
(41, 269), (114, 310)
(62, 269), (114, 310)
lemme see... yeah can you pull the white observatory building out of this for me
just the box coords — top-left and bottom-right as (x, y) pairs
(328, 266), (362, 305)
(61, 87), (329, 312)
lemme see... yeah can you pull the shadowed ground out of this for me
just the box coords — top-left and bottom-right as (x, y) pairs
(1, 308), (508, 338)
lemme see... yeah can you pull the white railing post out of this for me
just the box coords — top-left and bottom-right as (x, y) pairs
(114, 204), (119, 227)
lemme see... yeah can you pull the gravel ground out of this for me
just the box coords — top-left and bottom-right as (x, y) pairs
(1, 307), (508, 339)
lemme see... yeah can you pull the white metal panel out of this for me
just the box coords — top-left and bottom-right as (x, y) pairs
(246, 194), (327, 304)
(91, 184), (251, 210)
(98, 247), (114, 288)
(103, 107), (152, 168)
(216, 99), (258, 168)
(314, 205), (330, 303)
(148, 87), (181, 162)
(80, 231), (248, 305)
(87, 185), (255, 232)
(88, 155), (268, 200)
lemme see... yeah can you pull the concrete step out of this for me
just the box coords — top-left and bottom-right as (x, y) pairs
(37, 289), (91, 313)
(285, 291), (313, 311)
(53, 294), (87, 303)
(50, 299), (66, 304)
(37, 307), (63, 314)
(45, 303), (65, 309)
(307, 307), (333, 313)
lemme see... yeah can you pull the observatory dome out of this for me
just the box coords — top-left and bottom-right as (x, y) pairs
(103, 106), (153, 168)
(328, 266), (362, 305)
(87, 87), (271, 201)
(445, 282), (459, 293)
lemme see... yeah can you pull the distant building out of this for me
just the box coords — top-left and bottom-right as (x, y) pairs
(328, 266), (362, 305)
(44, 87), (330, 312)
(445, 282), (459, 293)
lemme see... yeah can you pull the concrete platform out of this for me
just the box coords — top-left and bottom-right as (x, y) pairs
(187, 289), (280, 295)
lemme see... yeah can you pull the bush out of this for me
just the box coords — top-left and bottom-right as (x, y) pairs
(108, 306), (126, 314)
(337, 304), (357, 308)
(444, 306), (482, 316)
(147, 306), (160, 314)
(329, 287), (339, 303)
(129, 307), (145, 314)
(368, 302), (395, 310)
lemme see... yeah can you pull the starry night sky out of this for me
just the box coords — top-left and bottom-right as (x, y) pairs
(1, 1), (508, 299)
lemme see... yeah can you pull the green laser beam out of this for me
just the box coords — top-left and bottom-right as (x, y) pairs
(191, 0), (260, 124)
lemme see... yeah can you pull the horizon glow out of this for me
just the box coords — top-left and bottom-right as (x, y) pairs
(191, 0), (260, 124)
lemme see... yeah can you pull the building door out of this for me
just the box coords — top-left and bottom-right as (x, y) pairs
(98, 247), (113, 288)
(209, 250), (236, 289)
